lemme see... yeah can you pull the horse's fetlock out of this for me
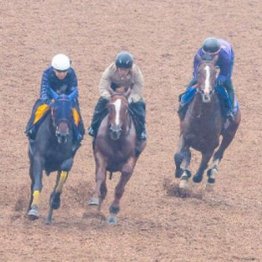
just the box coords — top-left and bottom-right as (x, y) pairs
(185, 169), (192, 178)
(109, 205), (120, 214)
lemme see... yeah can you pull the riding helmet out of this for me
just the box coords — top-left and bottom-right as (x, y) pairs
(115, 51), (133, 69)
(51, 54), (71, 71)
(202, 37), (221, 53)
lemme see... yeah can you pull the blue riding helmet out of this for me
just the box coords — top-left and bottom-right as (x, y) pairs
(202, 37), (221, 53)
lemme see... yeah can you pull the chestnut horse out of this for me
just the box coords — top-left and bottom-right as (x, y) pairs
(88, 88), (146, 224)
(174, 56), (241, 190)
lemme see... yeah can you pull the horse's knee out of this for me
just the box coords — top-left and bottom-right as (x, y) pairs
(174, 153), (183, 166)
(122, 164), (133, 175)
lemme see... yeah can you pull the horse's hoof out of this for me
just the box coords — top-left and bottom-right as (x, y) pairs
(205, 183), (215, 192)
(107, 214), (118, 225)
(88, 197), (100, 206)
(50, 192), (61, 210)
(45, 218), (52, 225)
(179, 178), (189, 190)
(28, 208), (39, 220)
(193, 174), (203, 183)
(207, 168), (217, 184)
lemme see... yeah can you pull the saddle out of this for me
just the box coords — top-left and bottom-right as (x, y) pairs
(179, 86), (238, 119)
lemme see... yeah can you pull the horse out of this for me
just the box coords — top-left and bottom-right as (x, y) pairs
(88, 87), (146, 225)
(27, 95), (81, 223)
(174, 55), (241, 190)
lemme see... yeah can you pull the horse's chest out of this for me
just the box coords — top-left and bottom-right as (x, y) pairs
(45, 146), (71, 162)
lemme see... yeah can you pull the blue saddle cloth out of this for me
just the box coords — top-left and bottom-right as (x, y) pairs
(180, 86), (239, 117)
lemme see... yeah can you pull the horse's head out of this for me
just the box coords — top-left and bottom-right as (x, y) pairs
(196, 55), (218, 103)
(51, 95), (73, 144)
(107, 87), (131, 141)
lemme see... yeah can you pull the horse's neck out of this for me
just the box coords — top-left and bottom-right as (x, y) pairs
(123, 113), (132, 136)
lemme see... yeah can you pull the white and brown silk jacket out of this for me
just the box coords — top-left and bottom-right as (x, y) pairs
(99, 63), (144, 103)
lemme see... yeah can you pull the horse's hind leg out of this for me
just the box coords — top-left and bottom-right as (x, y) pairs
(207, 123), (239, 186)
(108, 158), (136, 225)
(47, 171), (68, 224)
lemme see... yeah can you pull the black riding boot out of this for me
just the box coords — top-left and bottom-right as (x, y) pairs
(73, 102), (85, 143)
(129, 101), (147, 140)
(224, 80), (235, 121)
(25, 99), (44, 140)
(88, 97), (108, 137)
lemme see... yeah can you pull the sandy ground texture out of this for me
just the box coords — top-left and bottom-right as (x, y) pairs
(1, 0), (262, 261)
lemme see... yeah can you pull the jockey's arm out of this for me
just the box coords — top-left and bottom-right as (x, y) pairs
(40, 70), (52, 102)
(217, 52), (232, 82)
(192, 51), (201, 81)
(99, 66), (112, 100)
(128, 65), (144, 103)
(67, 69), (79, 102)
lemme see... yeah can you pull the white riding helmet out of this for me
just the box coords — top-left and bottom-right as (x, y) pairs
(51, 54), (71, 71)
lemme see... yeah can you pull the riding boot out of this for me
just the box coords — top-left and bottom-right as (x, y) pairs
(129, 101), (147, 141)
(73, 101), (85, 143)
(224, 80), (235, 121)
(25, 99), (43, 140)
(88, 97), (109, 137)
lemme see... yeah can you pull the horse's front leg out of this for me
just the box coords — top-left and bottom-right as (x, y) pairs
(46, 170), (69, 224)
(108, 157), (136, 225)
(207, 121), (240, 187)
(28, 156), (43, 220)
(193, 150), (214, 183)
(88, 152), (107, 210)
(179, 149), (192, 189)
(174, 134), (188, 178)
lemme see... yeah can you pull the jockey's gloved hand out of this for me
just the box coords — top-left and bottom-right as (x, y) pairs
(216, 76), (226, 86)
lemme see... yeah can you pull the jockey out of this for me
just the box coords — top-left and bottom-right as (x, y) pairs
(88, 51), (147, 140)
(179, 37), (235, 121)
(25, 53), (85, 144)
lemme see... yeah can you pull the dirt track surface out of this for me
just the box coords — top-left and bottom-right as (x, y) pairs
(1, 0), (262, 261)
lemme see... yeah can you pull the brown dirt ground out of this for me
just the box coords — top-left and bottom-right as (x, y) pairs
(1, 0), (262, 261)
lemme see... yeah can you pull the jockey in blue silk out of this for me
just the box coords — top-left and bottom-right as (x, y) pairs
(25, 54), (85, 145)
(178, 37), (236, 121)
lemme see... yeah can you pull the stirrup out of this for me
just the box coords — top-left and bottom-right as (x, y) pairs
(26, 127), (36, 140)
(87, 127), (95, 137)
(227, 112), (234, 122)
(139, 131), (147, 141)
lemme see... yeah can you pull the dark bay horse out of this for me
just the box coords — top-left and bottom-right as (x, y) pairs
(27, 95), (81, 223)
(174, 56), (241, 190)
(88, 88), (146, 225)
